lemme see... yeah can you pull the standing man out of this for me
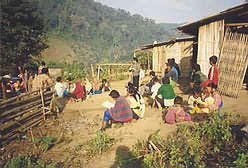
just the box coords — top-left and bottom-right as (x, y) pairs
(129, 57), (141, 90)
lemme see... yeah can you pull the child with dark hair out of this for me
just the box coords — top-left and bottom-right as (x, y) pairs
(156, 77), (175, 108)
(14, 79), (24, 95)
(171, 58), (181, 77)
(54, 77), (65, 97)
(100, 79), (111, 92)
(38, 61), (48, 74)
(164, 62), (178, 87)
(207, 83), (223, 117)
(165, 96), (191, 124)
(190, 64), (207, 89)
(187, 87), (202, 114)
(141, 71), (157, 95)
(127, 85), (145, 119)
(151, 77), (161, 99)
(101, 90), (133, 131)
(201, 55), (219, 88)
(73, 80), (85, 100)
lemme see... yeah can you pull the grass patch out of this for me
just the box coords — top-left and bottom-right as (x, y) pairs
(115, 114), (248, 168)
(4, 155), (59, 168)
(85, 130), (115, 157)
(32, 136), (57, 152)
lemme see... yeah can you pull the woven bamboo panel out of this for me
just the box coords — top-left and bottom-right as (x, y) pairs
(218, 30), (248, 98)
(197, 20), (224, 75)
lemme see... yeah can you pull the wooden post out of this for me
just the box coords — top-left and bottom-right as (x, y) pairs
(40, 89), (46, 120)
(109, 65), (112, 80)
(108, 66), (111, 80)
(147, 54), (150, 70)
(115, 66), (118, 79)
(1, 81), (7, 100)
(97, 65), (100, 80)
(91, 64), (95, 78)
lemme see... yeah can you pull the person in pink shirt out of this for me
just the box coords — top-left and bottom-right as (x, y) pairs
(208, 83), (223, 117)
(165, 96), (191, 124)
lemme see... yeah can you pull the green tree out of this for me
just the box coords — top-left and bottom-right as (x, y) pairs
(0, 0), (48, 66)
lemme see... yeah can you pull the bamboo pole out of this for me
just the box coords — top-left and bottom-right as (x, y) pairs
(1, 81), (7, 100)
(97, 65), (100, 80)
(91, 64), (95, 78)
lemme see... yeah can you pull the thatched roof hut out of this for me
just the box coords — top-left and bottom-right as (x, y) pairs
(178, 3), (248, 97)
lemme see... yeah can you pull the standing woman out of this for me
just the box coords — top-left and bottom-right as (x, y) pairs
(129, 57), (141, 90)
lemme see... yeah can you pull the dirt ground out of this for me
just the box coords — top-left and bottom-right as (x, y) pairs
(2, 79), (248, 168)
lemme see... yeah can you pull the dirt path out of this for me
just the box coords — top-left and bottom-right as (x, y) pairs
(27, 81), (244, 168)
(44, 80), (248, 168)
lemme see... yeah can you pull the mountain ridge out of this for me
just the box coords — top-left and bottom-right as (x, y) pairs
(38, 0), (180, 65)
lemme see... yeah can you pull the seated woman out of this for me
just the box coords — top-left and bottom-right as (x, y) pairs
(73, 80), (85, 101)
(100, 79), (111, 92)
(101, 90), (133, 131)
(127, 85), (145, 119)
(165, 96), (191, 124)
(156, 77), (175, 108)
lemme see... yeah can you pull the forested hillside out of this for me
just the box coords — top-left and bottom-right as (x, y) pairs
(37, 0), (175, 65)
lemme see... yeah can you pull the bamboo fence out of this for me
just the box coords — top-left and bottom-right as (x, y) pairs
(0, 88), (54, 145)
(94, 63), (132, 81)
(218, 29), (248, 98)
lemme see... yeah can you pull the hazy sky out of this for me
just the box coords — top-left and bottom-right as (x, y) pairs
(95, 0), (245, 23)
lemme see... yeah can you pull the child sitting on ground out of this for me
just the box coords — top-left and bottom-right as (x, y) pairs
(73, 80), (85, 101)
(126, 84), (145, 119)
(208, 83), (223, 117)
(198, 85), (216, 113)
(187, 87), (202, 114)
(89, 78), (102, 95)
(165, 96), (191, 124)
(100, 79), (111, 92)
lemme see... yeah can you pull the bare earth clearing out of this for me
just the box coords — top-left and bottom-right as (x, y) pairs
(2, 79), (248, 168)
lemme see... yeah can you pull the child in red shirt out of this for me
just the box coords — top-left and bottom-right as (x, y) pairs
(201, 55), (219, 88)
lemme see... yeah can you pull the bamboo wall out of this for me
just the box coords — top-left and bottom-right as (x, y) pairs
(152, 40), (194, 77)
(197, 20), (225, 75)
(152, 45), (162, 74)
(218, 30), (248, 97)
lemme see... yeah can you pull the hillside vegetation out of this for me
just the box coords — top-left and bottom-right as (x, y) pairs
(37, 0), (177, 65)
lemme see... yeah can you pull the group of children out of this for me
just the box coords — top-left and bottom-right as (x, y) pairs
(100, 55), (222, 130)
(54, 76), (111, 102)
